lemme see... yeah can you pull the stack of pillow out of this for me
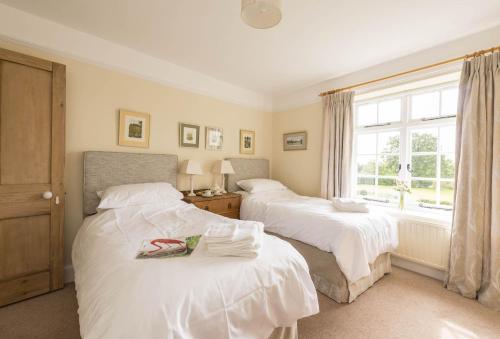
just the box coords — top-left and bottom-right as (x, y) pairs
(204, 222), (264, 258)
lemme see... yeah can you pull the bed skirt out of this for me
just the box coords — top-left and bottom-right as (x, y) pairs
(268, 232), (391, 303)
(269, 322), (298, 339)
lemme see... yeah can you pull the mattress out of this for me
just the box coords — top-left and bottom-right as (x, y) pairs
(72, 201), (318, 339)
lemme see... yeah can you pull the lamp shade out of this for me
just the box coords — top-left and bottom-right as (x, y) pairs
(212, 160), (235, 174)
(241, 0), (282, 29)
(179, 160), (203, 175)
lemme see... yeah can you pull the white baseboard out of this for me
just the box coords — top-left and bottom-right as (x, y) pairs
(391, 256), (446, 281)
(64, 265), (74, 283)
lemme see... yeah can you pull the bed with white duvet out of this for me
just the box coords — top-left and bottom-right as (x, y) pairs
(73, 200), (318, 339)
(239, 189), (398, 281)
(225, 158), (398, 303)
(75, 152), (318, 339)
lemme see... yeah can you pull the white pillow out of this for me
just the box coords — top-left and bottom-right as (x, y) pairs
(236, 179), (287, 193)
(97, 182), (183, 209)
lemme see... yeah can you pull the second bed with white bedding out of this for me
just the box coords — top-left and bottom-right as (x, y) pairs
(238, 189), (398, 301)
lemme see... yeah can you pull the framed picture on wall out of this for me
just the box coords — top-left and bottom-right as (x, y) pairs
(239, 129), (255, 154)
(118, 109), (150, 148)
(283, 131), (307, 151)
(205, 126), (223, 151)
(179, 123), (200, 148)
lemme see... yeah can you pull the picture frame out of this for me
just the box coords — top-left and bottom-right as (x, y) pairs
(205, 126), (223, 151)
(179, 123), (200, 148)
(239, 129), (255, 154)
(118, 109), (150, 148)
(283, 131), (307, 151)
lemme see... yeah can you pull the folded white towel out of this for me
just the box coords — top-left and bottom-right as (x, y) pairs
(204, 222), (263, 258)
(332, 198), (369, 213)
(204, 224), (238, 242)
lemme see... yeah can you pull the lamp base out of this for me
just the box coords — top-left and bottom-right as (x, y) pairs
(188, 175), (196, 197)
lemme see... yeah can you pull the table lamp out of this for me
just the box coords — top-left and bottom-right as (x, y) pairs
(179, 159), (203, 196)
(212, 160), (235, 194)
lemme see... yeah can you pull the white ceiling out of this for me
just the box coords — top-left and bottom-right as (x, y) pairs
(2, 0), (500, 97)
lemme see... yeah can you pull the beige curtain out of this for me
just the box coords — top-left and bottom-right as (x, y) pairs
(445, 51), (500, 311)
(320, 91), (354, 199)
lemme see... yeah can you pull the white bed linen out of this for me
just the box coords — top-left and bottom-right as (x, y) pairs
(72, 201), (318, 339)
(239, 190), (398, 283)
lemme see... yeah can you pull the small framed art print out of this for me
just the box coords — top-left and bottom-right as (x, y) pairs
(283, 131), (307, 151)
(205, 126), (223, 151)
(118, 110), (150, 148)
(179, 123), (200, 148)
(239, 129), (255, 154)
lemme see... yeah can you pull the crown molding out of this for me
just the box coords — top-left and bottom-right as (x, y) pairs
(0, 3), (273, 112)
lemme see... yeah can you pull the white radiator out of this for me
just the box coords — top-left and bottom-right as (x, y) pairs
(393, 217), (451, 271)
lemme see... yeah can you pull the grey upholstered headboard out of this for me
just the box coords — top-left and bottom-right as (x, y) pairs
(225, 158), (270, 192)
(83, 151), (178, 215)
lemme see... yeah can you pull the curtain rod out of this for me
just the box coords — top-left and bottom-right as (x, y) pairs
(318, 45), (500, 97)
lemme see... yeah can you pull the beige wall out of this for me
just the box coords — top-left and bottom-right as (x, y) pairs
(0, 39), (272, 267)
(271, 103), (322, 197)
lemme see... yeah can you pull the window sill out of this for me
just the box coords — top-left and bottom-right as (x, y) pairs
(369, 204), (452, 227)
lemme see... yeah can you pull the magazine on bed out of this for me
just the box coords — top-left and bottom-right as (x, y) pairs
(137, 235), (202, 259)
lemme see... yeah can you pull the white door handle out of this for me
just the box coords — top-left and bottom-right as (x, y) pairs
(42, 191), (53, 200)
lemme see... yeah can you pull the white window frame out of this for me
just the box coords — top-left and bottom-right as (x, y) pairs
(352, 80), (458, 217)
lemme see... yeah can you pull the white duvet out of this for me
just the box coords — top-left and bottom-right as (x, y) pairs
(72, 201), (318, 339)
(239, 190), (398, 283)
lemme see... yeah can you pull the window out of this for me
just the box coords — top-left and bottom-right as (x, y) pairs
(353, 81), (458, 212)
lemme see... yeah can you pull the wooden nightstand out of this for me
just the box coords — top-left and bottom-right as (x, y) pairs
(182, 192), (241, 219)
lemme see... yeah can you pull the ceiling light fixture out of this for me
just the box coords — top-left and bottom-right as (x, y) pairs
(241, 0), (282, 29)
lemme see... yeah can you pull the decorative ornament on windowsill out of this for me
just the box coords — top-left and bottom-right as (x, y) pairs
(394, 180), (411, 211)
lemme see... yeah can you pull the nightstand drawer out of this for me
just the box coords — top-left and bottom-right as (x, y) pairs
(193, 196), (240, 213)
(183, 193), (241, 219)
(220, 210), (240, 219)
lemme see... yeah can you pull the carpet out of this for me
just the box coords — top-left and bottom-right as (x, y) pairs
(0, 267), (498, 339)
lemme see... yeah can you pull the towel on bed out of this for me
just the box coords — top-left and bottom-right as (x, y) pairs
(332, 198), (370, 213)
(205, 222), (264, 258)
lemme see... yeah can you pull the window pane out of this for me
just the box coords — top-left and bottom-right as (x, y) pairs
(411, 180), (437, 205)
(378, 155), (399, 176)
(441, 88), (458, 116)
(440, 181), (454, 206)
(357, 156), (376, 175)
(377, 178), (398, 201)
(412, 128), (438, 152)
(357, 177), (375, 197)
(439, 126), (455, 153)
(378, 132), (400, 154)
(357, 134), (377, 154)
(357, 104), (377, 126)
(411, 91), (439, 119)
(441, 154), (455, 178)
(412, 155), (436, 178)
(378, 99), (401, 123)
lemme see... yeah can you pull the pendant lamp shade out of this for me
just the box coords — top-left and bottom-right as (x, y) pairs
(241, 0), (282, 29)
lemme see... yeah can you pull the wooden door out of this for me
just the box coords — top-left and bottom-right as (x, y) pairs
(0, 48), (65, 306)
